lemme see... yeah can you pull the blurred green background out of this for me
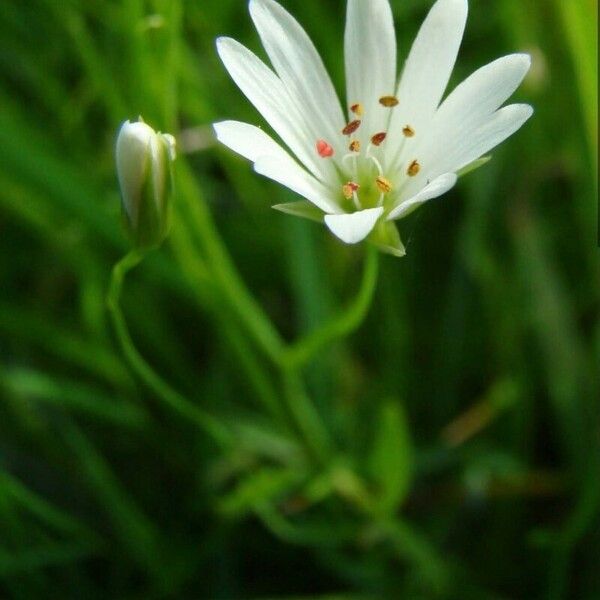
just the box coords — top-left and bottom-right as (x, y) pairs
(0, 0), (598, 598)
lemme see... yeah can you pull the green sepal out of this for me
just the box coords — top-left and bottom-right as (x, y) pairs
(272, 201), (324, 223)
(368, 220), (406, 258)
(124, 138), (172, 250)
(457, 155), (491, 178)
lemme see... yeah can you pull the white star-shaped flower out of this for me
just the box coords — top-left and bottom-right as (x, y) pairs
(214, 0), (533, 256)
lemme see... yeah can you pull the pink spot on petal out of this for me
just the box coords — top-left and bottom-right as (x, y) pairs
(316, 139), (334, 158)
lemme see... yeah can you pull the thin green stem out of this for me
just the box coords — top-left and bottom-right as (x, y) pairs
(283, 245), (379, 369)
(384, 519), (450, 593)
(106, 250), (231, 447)
(168, 223), (287, 428)
(177, 164), (286, 364)
(175, 168), (379, 462)
(282, 369), (333, 464)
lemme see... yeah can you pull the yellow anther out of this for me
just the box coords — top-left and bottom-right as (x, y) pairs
(407, 159), (421, 177)
(342, 120), (362, 136)
(342, 181), (360, 200)
(349, 140), (361, 152)
(402, 125), (415, 137)
(379, 95), (399, 107)
(375, 176), (393, 193)
(350, 103), (364, 117)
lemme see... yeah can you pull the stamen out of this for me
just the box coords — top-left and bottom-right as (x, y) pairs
(407, 159), (421, 177)
(316, 139), (334, 158)
(350, 103), (364, 117)
(342, 120), (361, 136)
(379, 95), (399, 108)
(349, 140), (361, 153)
(369, 154), (384, 176)
(376, 176), (393, 194)
(371, 132), (387, 146)
(342, 153), (359, 180)
(342, 181), (360, 200)
(402, 125), (415, 137)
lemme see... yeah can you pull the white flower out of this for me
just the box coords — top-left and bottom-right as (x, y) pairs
(116, 119), (176, 248)
(214, 0), (532, 256)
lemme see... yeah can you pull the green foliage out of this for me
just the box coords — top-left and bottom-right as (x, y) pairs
(368, 400), (413, 515)
(0, 0), (598, 598)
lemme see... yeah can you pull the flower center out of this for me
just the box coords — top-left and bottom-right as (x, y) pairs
(315, 94), (421, 213)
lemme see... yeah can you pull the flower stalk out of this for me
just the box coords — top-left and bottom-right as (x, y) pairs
(282, 245), (379, 369)
(107, 250), (231, 447)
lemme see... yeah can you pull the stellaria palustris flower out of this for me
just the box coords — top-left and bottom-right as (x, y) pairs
(214, 0), (532, 256)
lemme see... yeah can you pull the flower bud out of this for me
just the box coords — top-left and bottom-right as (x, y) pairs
(115, 119), (176, 248)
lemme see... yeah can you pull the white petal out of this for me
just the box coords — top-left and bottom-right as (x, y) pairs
(387, 173), (457, 221)
(345, 0), (396, 143)
(254, 155), (341, 214)
(398, 54), (531, 188)
(426, 54), (531, 148)
(249, 0), (345, 160)
(433, 104), (533, 176)
(324, 207), (384, 244)
(389, 0), (468, 159)
(116, 120), (154, 223)
(216, 37), (335, 183)
(215, 120), (340, 213)
(214, 120), (289, 163)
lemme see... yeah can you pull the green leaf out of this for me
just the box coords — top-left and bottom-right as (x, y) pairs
(218, 468), (304, 518)
(272, 201), (325, 223)
(368, 400), (413, 514)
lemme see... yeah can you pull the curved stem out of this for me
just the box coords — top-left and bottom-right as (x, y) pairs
(168, 225), (287, 427)
(107, 250), (231, 448)
(282, 246), (379, 369)
(177, 165), (286, 365)
(282, 369), (333, 463)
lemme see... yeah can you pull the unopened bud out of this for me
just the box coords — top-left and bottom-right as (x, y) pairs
(115, 119), (176, 248)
